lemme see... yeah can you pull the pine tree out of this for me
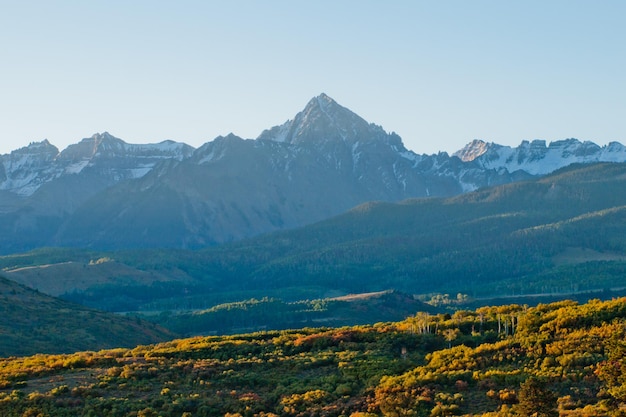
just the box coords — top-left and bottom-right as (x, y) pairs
(517, 377), (558, 417)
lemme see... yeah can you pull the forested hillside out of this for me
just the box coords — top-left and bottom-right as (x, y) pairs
(1, 297), (626, 416)
(202, 162), (626, 299)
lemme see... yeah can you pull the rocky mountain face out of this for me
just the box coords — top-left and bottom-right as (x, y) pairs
(0, 133), (194, 252)
(1, 94), (625, 252)
(454, 138), (626, 175)
(0, 132), (194, 197)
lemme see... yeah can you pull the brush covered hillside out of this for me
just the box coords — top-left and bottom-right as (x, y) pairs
(4, 162), (626, 335)
(1, 298), (626, 416)
(0, 275), (175, 357)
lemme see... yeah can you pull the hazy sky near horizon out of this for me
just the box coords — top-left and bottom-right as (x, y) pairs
(1, 1), (624, 156)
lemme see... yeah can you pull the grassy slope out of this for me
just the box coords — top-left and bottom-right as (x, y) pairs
(0, 275), (177, 357)
(4, 259), (191, 297)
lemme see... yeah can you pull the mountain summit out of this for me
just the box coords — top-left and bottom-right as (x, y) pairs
(1, 94), (625, 252)
(257, 93), (396, 147)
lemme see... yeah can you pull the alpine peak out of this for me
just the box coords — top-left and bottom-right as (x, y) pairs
(305, 93), (340, 115)
(300, 93), (361, 126)
(257, 93), (392, 148)
(453, 139), (492, 162)
(58, 132), (125, 161)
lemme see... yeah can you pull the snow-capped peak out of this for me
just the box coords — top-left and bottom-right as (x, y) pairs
(456, 138), (626, 176)
(0, 133), (194, 196)
(453, 139), (492, 162)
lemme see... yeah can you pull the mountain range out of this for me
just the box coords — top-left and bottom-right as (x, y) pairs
(1, 93), (625, 253)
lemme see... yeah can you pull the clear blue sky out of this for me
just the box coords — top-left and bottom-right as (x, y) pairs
(1, 1), (624, 156)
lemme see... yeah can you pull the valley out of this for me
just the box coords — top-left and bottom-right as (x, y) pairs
(1, 297), (626, 416)
(2, 161), (626, 341)
(1, 94), (626, 415)
(5, 1), (625, 415)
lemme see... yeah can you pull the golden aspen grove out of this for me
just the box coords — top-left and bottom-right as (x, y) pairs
(1, 297), (626, 416)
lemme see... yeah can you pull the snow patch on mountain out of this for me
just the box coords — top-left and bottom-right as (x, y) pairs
(64, 160), (90, 175)
(351, 142), (362, 167)
(398, 150), (422, 165)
